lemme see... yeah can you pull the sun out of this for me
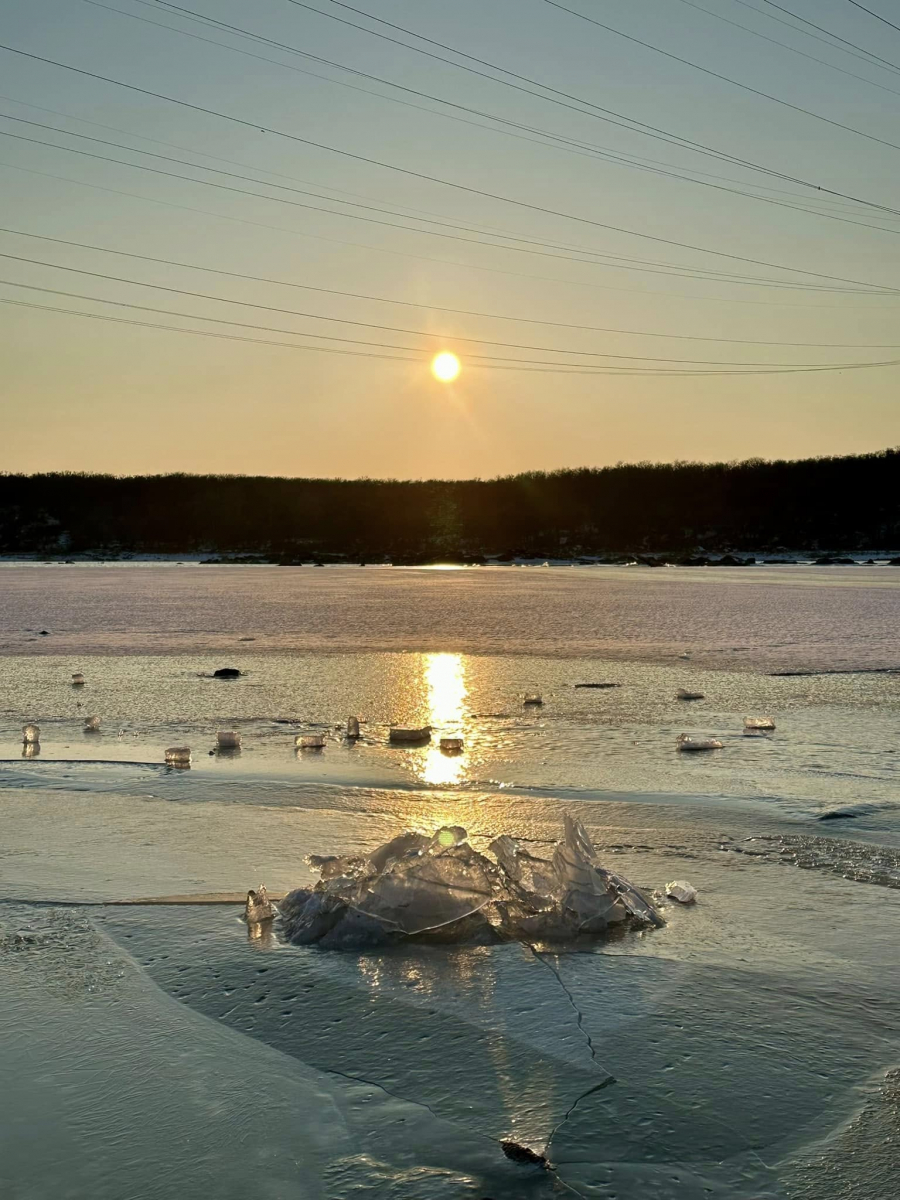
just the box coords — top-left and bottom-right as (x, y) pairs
(431, 351), (461, 383)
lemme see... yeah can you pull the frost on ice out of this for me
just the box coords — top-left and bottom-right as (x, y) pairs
(281, 816), (663, 948)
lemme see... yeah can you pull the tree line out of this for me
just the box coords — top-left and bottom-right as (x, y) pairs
(1, 448), (898, 560)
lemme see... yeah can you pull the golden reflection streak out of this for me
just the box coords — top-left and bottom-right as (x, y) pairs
(419, 652), (468, 786)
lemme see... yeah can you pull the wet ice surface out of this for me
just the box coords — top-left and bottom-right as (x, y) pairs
(4, 840), (899, 1200)
(3, 647), (900, 818)
(2, 562), (900, 672)
(3, 566), (900, 1197)
(3, 771), (900, 1198)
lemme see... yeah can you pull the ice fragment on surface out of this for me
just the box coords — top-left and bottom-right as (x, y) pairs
(71, 672), (85, 686)
(282, 816), (663, 947)
(744, 716), (776, 731)
(666, 880), (699, 904)
(22, 723), (40, 744)
(164, 746), (191, 766)
(295, 733), (325, 749)
(245, 884), (276, 925)
(346, 716), (360, 739)
(83, 715), (101, 732)
(523, 692), (543, 705)
(388, 725), (431, 744)
(677, 689), (705, 700)
(216, 729), (241, 749)
(440, 735), (464, 753)
(677, 734), (723, 751)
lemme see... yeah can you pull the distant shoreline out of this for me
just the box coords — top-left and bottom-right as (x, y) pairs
(3, 552), (900, 567)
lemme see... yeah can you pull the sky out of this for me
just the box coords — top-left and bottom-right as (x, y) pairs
(2, 0), (900, 478)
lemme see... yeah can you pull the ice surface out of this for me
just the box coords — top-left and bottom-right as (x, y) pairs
(282, 817), (662, 946)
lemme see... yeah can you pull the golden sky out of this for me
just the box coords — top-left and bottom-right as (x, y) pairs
(2, 0), (899, 476)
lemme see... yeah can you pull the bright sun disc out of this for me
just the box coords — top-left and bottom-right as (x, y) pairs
(431, 351), (460, 382)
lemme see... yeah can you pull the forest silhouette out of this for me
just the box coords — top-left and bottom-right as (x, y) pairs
(2, 448), (898, 562)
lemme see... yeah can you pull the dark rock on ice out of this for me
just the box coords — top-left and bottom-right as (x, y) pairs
(573, 682), (621, 689)
(213, 667), (242, 678)
(817, 806), (868, 821)
(499, 1140), (548, 1167)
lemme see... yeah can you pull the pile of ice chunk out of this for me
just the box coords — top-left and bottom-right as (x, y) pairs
(280, 815), (663, 948)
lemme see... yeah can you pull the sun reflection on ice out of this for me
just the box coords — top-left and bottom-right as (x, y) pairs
(420, 652), (469, 786)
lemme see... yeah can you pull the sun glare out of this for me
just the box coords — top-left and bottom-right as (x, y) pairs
(431, 351), (461, 382)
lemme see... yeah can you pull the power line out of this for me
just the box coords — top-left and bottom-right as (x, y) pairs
(1, 41), (894, 293)
(5, 158), (893, 312)
(733, 0), (900, 77)
(87, 0), (691, 188)
(159, 0), (900, 216)
(759, 0), (900, 73)
(0, 294), (420, 364)
(541, 0), (900, 154)
(4, 247), (873, 364)
(6, 223), (899, 345)
(6, 114), (707, 270)
(82, 0), (900, 230)
(10, 113), (900, 291)
(844, 1), (900, 37)
(6, 288), (900, 376)
(7, 123), (853, 291)
(674, 0), (900, 97)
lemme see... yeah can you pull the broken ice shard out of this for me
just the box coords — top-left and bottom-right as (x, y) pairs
(677, 734), (723, 751)
(744, 716), (776, 731)
(280, 815), (663, 947)
(296, 733), (325, 749)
